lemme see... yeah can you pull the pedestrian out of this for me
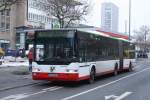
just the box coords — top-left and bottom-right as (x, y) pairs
(28, 48), (33, 71)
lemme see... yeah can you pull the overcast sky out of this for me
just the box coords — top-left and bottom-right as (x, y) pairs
(83, 0), (150, 34)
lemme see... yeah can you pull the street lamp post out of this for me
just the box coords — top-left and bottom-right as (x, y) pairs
(145, 31), (147, 52)
(129, 0), (131, 40)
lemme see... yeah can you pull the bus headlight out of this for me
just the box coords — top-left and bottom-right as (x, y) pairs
(32, 68), (40, 72)
(66, 69), (78, 73)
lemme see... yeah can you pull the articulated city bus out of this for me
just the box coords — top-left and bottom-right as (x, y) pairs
(31, 29), (135, 83)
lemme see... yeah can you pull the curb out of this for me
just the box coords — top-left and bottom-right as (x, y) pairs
(0, 64), (28, 68)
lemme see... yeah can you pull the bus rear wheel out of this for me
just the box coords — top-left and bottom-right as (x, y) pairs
(129, 62), (133, 72)
(88, 68), (95, 84)
(114, 63), (118, 76)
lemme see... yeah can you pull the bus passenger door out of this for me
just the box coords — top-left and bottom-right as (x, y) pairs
(119, 41), (123, 70)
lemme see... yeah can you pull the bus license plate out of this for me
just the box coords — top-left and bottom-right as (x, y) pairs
(48, 73), (58, 77)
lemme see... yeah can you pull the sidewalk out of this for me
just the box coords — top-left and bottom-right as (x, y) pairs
(0, 65), (41, 91)
(0, 56), (28, 68)
(0, 61), (28, 68)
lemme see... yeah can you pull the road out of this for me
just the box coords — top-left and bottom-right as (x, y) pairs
(0, 59), (150, 100)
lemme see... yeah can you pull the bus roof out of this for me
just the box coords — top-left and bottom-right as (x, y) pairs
(26, 28), (129, 42)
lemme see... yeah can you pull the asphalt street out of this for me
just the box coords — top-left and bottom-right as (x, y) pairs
(0, 59), (150, 100)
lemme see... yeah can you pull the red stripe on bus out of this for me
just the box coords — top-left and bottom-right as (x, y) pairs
(32, 73), (80, 81)
(96, 30), (129, 39)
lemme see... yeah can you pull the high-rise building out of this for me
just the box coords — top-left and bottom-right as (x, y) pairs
(0, 0), (56, 49)
(101, 2), (119, 32)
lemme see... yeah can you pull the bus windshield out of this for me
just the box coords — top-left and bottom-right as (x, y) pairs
(35, 30), (77, 65)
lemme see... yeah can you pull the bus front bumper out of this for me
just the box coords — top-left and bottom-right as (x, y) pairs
(32, 72), (82, 81)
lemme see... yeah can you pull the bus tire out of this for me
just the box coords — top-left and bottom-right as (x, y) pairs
(114, 63), (118, 76)
(88, 67), (95, 84)
(129, 62), (133, 72)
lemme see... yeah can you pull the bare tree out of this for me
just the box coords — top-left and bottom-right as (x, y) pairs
(45, 0), (89, 28)
(0, 0), (19, 12)
(134, 25), (150, 51)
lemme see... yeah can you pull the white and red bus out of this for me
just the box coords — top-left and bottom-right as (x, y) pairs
(31, 29), (135, 83)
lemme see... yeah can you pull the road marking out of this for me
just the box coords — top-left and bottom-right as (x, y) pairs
(0, 82), (46, 92)
(0, 86), (63, 100)
(62, 67), (150, 100)
(48, 87), (62, 91)
(28, 91), (46, 96)
(105, 95), (118, 100)
(115, 92), (132, 100)
(42, 86), (61, 91)
(105, 92), (132, 100)
(0, 93), (29, 100)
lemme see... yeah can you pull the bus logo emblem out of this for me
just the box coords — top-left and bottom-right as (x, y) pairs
(50, 67), (55, 72)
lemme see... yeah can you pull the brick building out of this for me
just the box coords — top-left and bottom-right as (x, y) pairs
(0, 0), (56, 50)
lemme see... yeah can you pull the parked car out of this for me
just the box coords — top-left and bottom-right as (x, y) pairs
(137, 52), (148, 58)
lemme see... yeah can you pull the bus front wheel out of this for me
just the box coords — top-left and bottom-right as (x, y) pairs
(88, 67), (95, 84)
(129, 62), (133, 72)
